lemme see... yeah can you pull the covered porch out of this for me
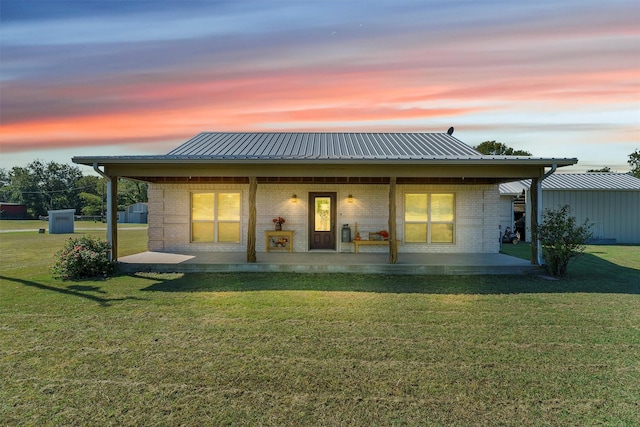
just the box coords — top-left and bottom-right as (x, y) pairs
(73, 132), (579, 269)
(118, 251), (539, 275)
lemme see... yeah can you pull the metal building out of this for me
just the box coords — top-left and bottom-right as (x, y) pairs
(118, 202), (148, 224)
(500, 173), (640, 244)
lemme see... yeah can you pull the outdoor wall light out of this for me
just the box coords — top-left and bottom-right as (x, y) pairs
(292, 194), (298, 203)
(347, 194), (354, 203)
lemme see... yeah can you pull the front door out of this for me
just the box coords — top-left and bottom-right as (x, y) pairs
(309, 192), (336, 250)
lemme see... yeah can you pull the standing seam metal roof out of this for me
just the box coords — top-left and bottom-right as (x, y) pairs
(166, 132), (483, 159)
(541, 173), (640, 190)
(499, 173), (640, 193)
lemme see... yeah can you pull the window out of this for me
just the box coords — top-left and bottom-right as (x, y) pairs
(404, 193), (455, 243)
(191, 192), (241, 243)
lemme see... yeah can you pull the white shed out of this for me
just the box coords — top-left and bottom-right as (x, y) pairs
(500, 173), (640, 244)
(48, 209), (76, 234)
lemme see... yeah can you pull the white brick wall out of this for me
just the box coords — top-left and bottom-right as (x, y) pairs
(147, 182), (501, 254)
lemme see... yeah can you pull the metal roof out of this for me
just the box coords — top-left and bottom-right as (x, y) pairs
(500, 173), (640, 194)
(167, 132), (482, 159)
(499, 181), (529, 195)
(542, 173), (640, 190)
(72, 132), (577, 167)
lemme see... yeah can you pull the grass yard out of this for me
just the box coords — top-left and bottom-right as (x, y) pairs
(1, 223), (639, 426)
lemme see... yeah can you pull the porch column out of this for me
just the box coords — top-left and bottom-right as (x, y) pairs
(529, 177), (539, 265)
(388, 176), (398, 264)
(106, 176), (118, 261)
(247, 176), (257, 263)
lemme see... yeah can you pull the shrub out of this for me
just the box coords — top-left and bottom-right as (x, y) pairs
(52, 235), (116, 280)
(535, 205), (593, 277)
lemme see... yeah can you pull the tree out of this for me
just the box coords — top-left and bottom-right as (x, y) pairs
(0, 161), (147, 218)
(4, 161), (84, 217)
(79, 192), (103, 216)
(117, 179), (148, 211)
(534, 205), (592, 277)
(7, 165), (45, 217)
(76, 175), (104, 216)
(587, 167), (612, 173)
(628, 149), (640, 179)
(0, 168), (10, 202)
(474, 141), (532, 156)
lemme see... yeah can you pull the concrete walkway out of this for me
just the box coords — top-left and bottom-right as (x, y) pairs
(0, 227), (146, 233)
(118, 251), (540, 275)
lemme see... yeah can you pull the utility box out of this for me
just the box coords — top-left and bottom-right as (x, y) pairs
(48, 209), (75, 234)
(341, 224), (351, 242)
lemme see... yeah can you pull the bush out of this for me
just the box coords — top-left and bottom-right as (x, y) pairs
(535, 205), (593, 277)
(52, 235), (116, 280)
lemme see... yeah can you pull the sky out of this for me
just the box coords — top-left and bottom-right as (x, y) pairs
(1, 0), (639, 173)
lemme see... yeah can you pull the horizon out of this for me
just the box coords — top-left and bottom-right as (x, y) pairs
(1, 0), (638, 173)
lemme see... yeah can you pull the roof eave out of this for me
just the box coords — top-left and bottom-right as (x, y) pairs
(73, 156), (578, 168)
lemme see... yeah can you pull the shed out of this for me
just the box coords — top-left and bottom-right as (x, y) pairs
(0, 202), (28, 220)
(118, 203), (148, 224)
(48, 209), (76, 234)
(500, 173), (640, 244)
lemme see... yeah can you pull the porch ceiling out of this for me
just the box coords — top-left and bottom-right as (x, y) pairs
(89, 162), (564, 183)
(129, 176), (515, 185)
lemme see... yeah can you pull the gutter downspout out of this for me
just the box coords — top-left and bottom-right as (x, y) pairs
(93, 163), (115, 261)
(536, 163), (557, 266)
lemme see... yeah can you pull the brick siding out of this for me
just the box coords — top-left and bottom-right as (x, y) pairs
(147, 182), (500, 254)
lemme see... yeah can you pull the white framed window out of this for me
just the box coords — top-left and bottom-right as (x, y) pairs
(404, 193), (455, 243)
(191, 192), (241, 243)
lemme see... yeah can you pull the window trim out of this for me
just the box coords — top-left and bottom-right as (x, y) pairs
(190, 191), (242, 243)
(404, 192), (455, 244)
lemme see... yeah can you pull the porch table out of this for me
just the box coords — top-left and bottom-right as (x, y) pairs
(265, 230), (294, 253)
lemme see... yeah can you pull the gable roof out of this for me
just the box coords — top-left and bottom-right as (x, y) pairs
(500, 173), (640, 194)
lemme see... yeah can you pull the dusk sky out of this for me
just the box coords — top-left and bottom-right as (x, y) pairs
(1, 0), (638, 172)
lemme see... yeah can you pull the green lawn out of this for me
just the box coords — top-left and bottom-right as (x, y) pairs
(1, 224), (638, 426)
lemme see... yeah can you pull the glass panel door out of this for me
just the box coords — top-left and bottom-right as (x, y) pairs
(314, 197), (331, 231)
(309, 193), (336, 250)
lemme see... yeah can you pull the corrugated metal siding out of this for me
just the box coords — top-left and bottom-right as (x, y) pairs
(167, 132), (483, 159)
(499, 197), (515, 233)
(543, 190), (640, 244)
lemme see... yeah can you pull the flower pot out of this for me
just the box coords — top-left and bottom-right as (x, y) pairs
(275, 223), (282, 231)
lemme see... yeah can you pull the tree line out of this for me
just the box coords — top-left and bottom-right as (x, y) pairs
(474, 141), (640, 178)
(0, 160), (147, 219)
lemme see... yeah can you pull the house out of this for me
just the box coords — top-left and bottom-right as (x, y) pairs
(500, 173), (640, 244)
(73, 132), (577, 264)
(118, 202), (148, 224)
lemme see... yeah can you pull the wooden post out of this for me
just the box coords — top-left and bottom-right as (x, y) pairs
(247, 176), (257, 262)
(388, 176), (398, 264)
(107, 176), (118, 260)
(529, 177), (539, 265)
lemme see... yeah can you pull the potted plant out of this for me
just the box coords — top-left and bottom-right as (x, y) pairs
(272, 216), (286, 231)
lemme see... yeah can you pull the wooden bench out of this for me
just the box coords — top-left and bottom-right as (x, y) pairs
(353, 239), (400, 254)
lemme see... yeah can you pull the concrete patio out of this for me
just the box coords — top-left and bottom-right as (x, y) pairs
(118, 251), (540, 275)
